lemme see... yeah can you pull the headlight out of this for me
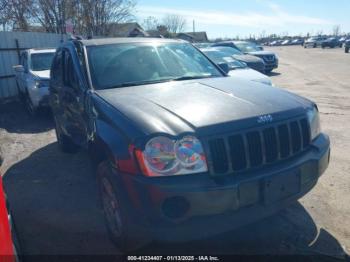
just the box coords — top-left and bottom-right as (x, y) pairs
(307, 106), (321, 140)
(138, 136), (208, 177)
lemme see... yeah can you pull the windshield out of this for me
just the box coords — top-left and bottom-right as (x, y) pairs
(203, 50), (247, 69)
(87, 42), (222, 90)
(234, 42), (261, 52)
(30, 52), (55, 71)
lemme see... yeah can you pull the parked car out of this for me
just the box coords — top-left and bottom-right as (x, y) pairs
(0, 154), (20, 261)
(208, 46), (265, 73)
(213, 41), (278, 73)
(193, 42), (212, 49)
(321, 37), (341, 48)
(304, 36), (327, 48)
(50, 38), (330, 252)
(13, 48), (56, 115)
(345, 39), (350, 53)
(269, 40), (279, 46)
(339, 37), (347, 46)
(281, 40), (291, 46)
(291, 39), (304, 45)
(201, 47), (272, 86)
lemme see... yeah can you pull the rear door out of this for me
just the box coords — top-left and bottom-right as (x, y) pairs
(60, 49), (89, 147)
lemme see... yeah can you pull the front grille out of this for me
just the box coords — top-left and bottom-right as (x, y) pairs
(208, 118), (310, 174)
(263, 55), (275, 62)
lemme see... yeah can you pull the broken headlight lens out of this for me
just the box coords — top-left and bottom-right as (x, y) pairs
(307, 106), (321, 141)
(140, 136), (208, 177)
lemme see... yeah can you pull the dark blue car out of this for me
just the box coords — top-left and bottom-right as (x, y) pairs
(49, 38), (330, 252)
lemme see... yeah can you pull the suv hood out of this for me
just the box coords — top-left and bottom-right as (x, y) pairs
(232, 54), (264, 63)
(228, 68), (272, 86)
(95, 77), (312, 136)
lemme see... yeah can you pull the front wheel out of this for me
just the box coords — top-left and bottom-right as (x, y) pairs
(97, 161), (151, 252)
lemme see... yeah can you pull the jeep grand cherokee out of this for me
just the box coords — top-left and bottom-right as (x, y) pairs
(49, 38), (330, 251)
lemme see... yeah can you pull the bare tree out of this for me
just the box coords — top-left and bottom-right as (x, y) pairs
(1, 0), (136, 35)
(142, 16), (159, 31)
(0, 0), (7, 29)
(0, 0), (7, 11)
(29, 0), (70, 33)
(333, 25), (341, 36)
(72, 0), (136, 36)
(316, 30), (323, 36)
(162, 14), (187, 34)
(28, 0), (136, 36)
(4, 0), (33, 31)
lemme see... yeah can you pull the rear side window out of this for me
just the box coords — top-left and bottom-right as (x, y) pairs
(51, 50), (63, 82)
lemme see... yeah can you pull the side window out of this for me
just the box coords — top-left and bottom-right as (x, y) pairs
(64, 51), (79, 89)
(51, 50), (63, 82)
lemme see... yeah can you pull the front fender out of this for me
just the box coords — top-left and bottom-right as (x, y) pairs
(90, 95), (144, 174)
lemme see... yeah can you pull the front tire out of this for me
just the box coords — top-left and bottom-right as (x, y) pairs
(97, 161), (151, 252)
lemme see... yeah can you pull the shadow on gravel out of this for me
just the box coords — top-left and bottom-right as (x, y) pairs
(2, 142), (349, 260)
(0, 101), (53, 134)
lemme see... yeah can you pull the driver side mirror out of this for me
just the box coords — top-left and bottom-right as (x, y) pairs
(217, 63), (230, 74)
(13, 65), (24, 73)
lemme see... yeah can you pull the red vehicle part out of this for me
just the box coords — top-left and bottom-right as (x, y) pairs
(0, 175), (15, 262)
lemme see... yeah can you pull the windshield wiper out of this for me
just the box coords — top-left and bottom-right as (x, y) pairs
(102, 76), (217, 90)
(171, 75), (216, 81)
(104, 79), (174, 89)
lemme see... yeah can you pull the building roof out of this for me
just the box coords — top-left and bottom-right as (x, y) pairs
(177, 32), (208, 42)
(146, 30), (165, 38)
(107, 22), (149, 37)
(79, 37), (185, 47)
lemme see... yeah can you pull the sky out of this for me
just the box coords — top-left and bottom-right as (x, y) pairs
(135, 0), (350, 39)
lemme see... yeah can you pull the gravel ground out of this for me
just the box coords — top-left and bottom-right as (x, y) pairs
(0, 45), (349, 259)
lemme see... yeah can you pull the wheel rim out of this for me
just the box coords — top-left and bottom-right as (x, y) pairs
(101, 177), (123, 238)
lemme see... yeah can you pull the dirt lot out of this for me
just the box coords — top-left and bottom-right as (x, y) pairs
(0, 45), (349, 258)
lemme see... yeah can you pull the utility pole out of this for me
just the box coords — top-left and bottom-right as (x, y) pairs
(193, 20), (195, 34)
